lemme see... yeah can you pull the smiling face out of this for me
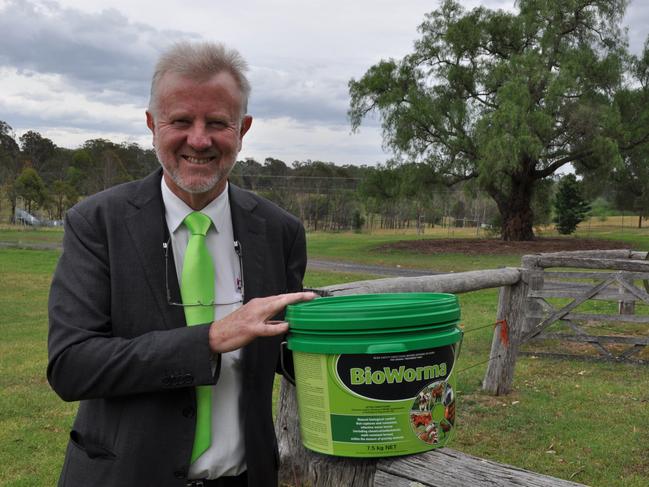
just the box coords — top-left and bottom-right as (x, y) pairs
(146, 71), (252, 209)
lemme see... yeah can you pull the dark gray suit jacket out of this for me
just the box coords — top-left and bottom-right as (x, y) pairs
(47, 169), (306, 487)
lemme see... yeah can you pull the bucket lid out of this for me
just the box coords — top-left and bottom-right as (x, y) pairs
(286, 293), (460, 331)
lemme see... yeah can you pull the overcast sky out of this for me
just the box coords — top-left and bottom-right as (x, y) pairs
(1, 0), (648, 166)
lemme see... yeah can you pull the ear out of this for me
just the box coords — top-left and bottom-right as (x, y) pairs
(146, 111), (155, 132)
(145, 111), (156, 147)
(239, 115), (252, 140)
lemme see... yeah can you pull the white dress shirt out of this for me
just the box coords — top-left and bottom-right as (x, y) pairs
(161, 178), (246, 479)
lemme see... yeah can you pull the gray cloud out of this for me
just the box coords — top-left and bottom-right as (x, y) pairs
(625, 1), (649, 54)
(0, 0), (356, 127)
(248, 64), (352, 125)
(0, 99), (143, 135)
(0, 0), (196, 105)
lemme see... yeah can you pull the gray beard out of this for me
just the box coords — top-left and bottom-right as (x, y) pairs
(155, 150), (227, 194)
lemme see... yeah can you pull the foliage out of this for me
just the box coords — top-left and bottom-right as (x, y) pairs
(0, 121), (21, 182)
(14, 167), (47, 214)
(0, 122), (160, 222)
(232, 158), (366, 232)
(589, 197), (615, 221)
(348, 0), (646, 240)
(0, 121), (22, 221)
(531, 178), (555, 228)
(78, 139), (158, 194)
(19, 130), (57, 176)
(356, 161), (499, 232)
(49, 179), (78, 220)
(603, 48), (649, 228)
(553, 174), (591, 234)
(1, 115), (646, 233)
(611, 150), (649, 228)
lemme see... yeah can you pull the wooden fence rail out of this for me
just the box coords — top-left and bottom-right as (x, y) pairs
(321, 267), (521, 295)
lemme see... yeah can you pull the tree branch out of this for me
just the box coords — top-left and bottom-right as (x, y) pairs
(620, 131), (649, 152)
(535, 149), (594, 179)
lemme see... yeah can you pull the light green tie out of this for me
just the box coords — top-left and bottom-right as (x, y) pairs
(181, 211), (214, 463)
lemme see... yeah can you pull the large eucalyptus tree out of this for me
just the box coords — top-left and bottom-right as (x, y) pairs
(349, 0), (644, 240)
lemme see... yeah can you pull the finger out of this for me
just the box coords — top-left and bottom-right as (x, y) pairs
(256, 321), (289, 337)
(273, 291), (318, 307)
(257, 291), (317, 304)
(253, 292), (317, 318)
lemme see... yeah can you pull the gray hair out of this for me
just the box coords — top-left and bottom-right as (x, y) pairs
(148, 41), (251, 117)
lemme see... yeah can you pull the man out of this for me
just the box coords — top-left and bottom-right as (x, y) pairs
(47, 41), (314, 487)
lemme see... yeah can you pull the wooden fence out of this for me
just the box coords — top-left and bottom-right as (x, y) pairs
(276, 249), (647, 486)
(483, 249), (649, 395)
(518, 250), (649, 363)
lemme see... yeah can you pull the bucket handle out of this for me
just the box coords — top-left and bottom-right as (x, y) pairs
(279, 341), (295, 386)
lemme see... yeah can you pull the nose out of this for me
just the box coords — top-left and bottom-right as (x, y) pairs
(186, 123), (212, 151)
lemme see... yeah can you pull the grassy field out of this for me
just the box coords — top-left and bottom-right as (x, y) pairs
(0, 225), (64, 245)
(307, 215), (649, 272)
(0, 249), (73, 486)
(1, 224), (648, 486)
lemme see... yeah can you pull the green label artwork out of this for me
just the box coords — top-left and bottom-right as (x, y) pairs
(293, 345), (458, 457)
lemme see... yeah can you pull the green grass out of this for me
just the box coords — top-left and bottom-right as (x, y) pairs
(0, 249), (76, 487)
(306, 217), (649, 273)
(567, 215), (649, 249)
(451, 290), (649, 486)
(307, 232), (522, 272)
(2, 225), (649, 486)
(0, 225), (64, 245)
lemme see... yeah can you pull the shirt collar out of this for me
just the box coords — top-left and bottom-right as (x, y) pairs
(161, 177), (230, 234)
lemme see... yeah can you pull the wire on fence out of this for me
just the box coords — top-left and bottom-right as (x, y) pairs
(457, 319), (509, 374)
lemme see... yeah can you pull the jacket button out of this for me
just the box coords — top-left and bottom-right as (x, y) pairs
(174, 469), (187, 479)
(182, 407), (195, 418)
(162, 377), (171, 386)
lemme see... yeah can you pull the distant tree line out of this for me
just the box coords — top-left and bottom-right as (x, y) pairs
(0, 121), (158, 221)
(0, 119), (646, 233)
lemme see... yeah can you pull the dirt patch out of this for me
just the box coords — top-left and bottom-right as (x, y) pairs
(378, 237), (632, 256)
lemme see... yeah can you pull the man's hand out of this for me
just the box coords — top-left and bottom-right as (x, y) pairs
(208, 291), (317, 353)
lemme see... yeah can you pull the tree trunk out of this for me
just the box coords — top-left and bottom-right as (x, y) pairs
(501, 209), (534, 241)
(490, 177), (536, 241)
(9, 193), (16, 223)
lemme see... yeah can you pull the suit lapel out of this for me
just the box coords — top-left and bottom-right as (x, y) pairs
(229, 184), (267, 380)
(229, 184), (266, 304)
(125, 169), (185, 330)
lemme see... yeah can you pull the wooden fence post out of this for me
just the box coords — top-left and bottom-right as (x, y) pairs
(618, 274), (636, 315)
(482, 260), (536, 395)
(276, 381), (378, 486)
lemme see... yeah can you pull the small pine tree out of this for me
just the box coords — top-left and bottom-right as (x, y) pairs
(553, 174), (591, 235)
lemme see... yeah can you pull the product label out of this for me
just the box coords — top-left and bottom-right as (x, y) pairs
(337, 347), (453, 400)
(293, 344), (457, 458)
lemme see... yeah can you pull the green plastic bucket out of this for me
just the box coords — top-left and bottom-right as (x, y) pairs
(286, 293), (462, 458)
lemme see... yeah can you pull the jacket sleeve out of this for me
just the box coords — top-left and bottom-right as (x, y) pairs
(276, 220), (307, 379)
(285, 222), (307, 294)
(47, 207), (217, 402)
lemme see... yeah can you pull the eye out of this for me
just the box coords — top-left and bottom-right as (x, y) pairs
(172, 119), (190, 126)
(208, 120), (228, 128)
